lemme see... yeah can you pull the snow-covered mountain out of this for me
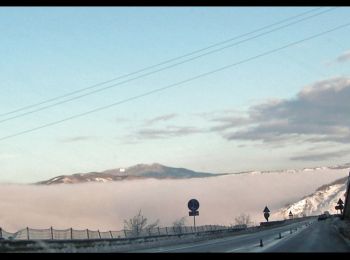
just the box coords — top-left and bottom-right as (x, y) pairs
(274, 176), (348, 219)
(1, 163), (349, 231)
(36, 163), (217, 185)
(37, 162), (350, 185)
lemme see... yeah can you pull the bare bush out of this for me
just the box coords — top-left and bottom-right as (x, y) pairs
(233, 213), (253, 227)
(123, 210), (159, 237)
(172, 217), (187, 234)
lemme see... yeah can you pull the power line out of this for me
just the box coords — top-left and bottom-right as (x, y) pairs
(0, 7), (331, 119)
(0, 7), (337, 125)
(1, 21), (349, 142)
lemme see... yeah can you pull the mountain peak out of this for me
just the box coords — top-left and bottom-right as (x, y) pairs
(36, 163), (216, 185)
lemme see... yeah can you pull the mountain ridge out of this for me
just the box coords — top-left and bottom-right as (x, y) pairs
(35, 162), (350, 185)
(36, 163), (220, 185)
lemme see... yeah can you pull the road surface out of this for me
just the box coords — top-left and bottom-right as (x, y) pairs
(132, 217), (350, 252)
(263, 217), (350, 252)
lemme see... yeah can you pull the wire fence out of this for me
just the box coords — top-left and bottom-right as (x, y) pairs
(0, 216), (314, 241)
(0, 224), (242, 241)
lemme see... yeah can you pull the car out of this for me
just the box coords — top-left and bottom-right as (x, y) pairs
(318, 214), (327, 221)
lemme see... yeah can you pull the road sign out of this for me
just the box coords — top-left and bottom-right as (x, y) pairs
(189, 211), (199, 216)
(188, 199), (200, 211)
(263, 206), (270, 213)
(263, 206), (270, 222)
(187, 199), (200, 232)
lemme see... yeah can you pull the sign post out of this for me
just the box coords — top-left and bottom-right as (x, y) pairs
(336, 198), (344, 214)
(289, 211), (293, 219)
(263, 206), (270, 222)
(188, 199), (200, 232)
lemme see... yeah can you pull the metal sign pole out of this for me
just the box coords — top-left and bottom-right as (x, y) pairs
(188, 198), (200, 233)
(194, 215), (196, 232)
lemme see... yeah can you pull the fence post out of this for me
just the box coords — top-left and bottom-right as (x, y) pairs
(70, 228), (73, 240)
(27, 227), (30, 240)
(109, 231), (113, 239)
(158, 227), (161, 236)
(86, 229), (90, 239)
(50, 227), (54, 240)
(0, 227), (2, 239)
(123, 229), (127, 238)
(165, 227), (168, 235)
(98, 230), (101, 239)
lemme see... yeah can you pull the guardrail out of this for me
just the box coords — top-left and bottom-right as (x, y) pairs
(0, 217), (318, 252)
(0, 224), (240, 241)
(0, 216), (315, 242)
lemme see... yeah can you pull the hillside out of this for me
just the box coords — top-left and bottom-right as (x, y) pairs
(274, 176), (348, 219)
(36, 163), (217, 184)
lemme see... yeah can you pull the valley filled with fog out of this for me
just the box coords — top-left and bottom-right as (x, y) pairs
(0, 167), (348, 233)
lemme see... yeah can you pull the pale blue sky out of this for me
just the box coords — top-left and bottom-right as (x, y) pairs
(1, 7), (350, 183)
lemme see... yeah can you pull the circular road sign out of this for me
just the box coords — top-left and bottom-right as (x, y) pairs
(188, 199), (200, 211)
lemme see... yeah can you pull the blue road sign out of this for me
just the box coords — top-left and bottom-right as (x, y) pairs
(188, 199), (200, 211)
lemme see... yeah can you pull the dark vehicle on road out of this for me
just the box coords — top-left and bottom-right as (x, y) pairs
(318, 214), (327, 221)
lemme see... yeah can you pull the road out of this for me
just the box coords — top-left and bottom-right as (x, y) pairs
(132, 218), (350, 252)
(263, 217), (350, 252)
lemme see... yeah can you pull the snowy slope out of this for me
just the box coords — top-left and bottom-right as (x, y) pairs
(273, 176), (348, 219)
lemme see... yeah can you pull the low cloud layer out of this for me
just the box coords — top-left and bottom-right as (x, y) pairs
(60, 136), (96, 143)
(145, 114), (178, 126)
(335, 50), (350, 63)
(0, 168), (347, 233)
(136, 126), (204, 139)
(290, 149), (350, 161)
(209, 77), (350, 145)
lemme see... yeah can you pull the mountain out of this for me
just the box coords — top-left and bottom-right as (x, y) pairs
(274, 176), (348, 218)
(3, 163), (348, 231)
(36, 163), (218, 185)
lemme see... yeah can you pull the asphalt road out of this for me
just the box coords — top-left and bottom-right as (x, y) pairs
(263, 217), (350, 252)
(132, 217), (350, 252)
(133, 219), (323, 252)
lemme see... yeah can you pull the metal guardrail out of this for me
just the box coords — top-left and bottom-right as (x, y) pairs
(0, 225), (237, 241)
(0, 217), (314, 241)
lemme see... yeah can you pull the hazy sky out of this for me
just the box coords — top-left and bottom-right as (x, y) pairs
(1, 7), (350, 183)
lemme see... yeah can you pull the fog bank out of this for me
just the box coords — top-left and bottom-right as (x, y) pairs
(0, 168), (347, 232)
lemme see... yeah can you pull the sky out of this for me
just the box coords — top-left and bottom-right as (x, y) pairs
(0, 7), (350, 183)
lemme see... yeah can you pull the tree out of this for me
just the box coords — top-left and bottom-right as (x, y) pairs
(172, 217), (187, 234)
(123, 210), (159, 237)
(233, 213), (253, 227)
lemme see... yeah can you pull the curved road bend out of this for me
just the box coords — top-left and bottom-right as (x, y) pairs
(263, 217), (350, 252)
(131, 219), (319, 252)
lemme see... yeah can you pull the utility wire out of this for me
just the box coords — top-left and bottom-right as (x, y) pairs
(0, 21), (349, 142)
(0, 7), (337, 125)
(0, 7), (330, 118)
